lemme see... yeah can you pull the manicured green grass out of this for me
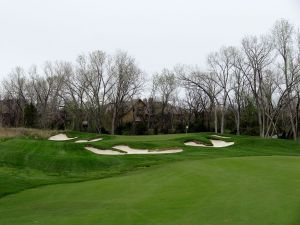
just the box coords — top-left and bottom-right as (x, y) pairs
(1, 131), (300, 224)
(1, 133), (300, 197)
(1, 156), (300, 225)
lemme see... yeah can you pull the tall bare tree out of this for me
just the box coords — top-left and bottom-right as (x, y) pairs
(110, 51), (143, 135)
(208, 46), (235, 134)
(2, 67), (28, 126)
(272, 19), (300, 140)
(152, 68), (177, 131)
(74, 51), (114, 133)
(240, 35), (274, 137)
(177, 65), (221, 133)
(29, 62), (66, 128)
(229, 48), (248, 135)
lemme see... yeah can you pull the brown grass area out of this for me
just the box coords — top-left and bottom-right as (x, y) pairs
(0, 128), (58, 139)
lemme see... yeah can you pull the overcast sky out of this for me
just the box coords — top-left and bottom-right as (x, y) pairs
(0, 0), (299, 78)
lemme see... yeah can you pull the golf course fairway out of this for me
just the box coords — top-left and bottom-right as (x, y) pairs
(1, 156), (300, 225)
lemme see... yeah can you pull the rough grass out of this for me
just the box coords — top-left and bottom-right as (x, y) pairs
(0, 127), (58, 139)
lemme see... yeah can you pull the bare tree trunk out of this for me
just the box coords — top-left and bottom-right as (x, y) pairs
(220, 98), (226, 134)
(111, 106), (117, 135)
(236, 111), (240, 135)
(220, 109), (224, 134)
(214, 103), (218, 133)
(288, 104), (297, 140)
(257, 109), (264, 137)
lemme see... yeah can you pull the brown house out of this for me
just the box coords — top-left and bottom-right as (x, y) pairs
(122, 99), (148, 124)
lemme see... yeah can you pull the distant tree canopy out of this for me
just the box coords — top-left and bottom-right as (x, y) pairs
(0, 19), (300, 139)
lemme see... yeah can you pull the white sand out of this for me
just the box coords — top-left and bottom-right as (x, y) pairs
(184, 142), (207, 147)
(75, 138), (103, 143)
(185, 140), (234, 148)
(211, 140), (234, 147)
(48, 134), (77, 141)
(211, 135), (231, 139)
(84, 145), (183, 155)
(85, 147), (124, 155)
(113, 145), (183, 154)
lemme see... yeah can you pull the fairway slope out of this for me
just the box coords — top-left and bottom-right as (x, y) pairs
(1, 156), (300, 225)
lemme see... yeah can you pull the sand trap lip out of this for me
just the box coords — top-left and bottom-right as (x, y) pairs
(185, 140), (234, 148)
(84, 145), (183, 155)
(48, 134), (77, 141)
(211, 135), (231, 139)
(113, 145), (183, 154)
(85, 147), (124, 155)
(75, 138), (103, 143)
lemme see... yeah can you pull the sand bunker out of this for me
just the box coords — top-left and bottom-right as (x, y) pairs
(185, 140), (234, 148)
(75, 138), (103, 143)
(84, 145), (183, 155)
(184, 142), (207, 147)
(85, 147), (124, 155)
(113, 145), (183, 154)
(48, 134), (77, 141)
(211, 135), (231, 139)
(210, 140), (234, 147)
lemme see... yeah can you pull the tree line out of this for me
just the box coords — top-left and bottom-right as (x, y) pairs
(1, 19), (300, 139)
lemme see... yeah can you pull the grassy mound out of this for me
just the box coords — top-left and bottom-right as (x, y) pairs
(1, 132), (300, 198)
